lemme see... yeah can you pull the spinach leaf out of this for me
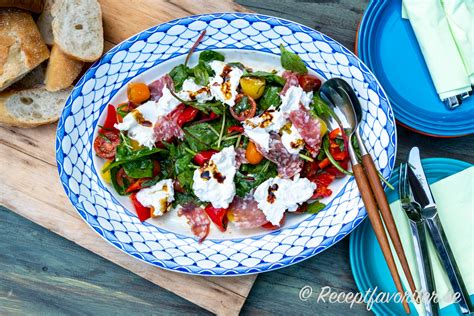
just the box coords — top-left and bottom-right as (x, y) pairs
(280, 44), (308, 74)
(169, 64), (190, 90)
(177, 169), (195, 191)
(259, 85), (282, 110)
(110, 167), (129, 196)
(184, 122), (219, 152)
(122, 159), (153, 179)
(306, 201), (326, 214)
(192, 61), (210, 86)
(243, 71), (286, 86)
(199, 50), (225, 63)
(235, 161), (278, 197)
(311, 94), (335, 120)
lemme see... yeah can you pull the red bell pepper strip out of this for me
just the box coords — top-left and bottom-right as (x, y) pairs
(193, 149), (218, 166)
(204, 204), (228, 232)
(318, 158), (331, 169)
(177, 107), (199, 126)
(130, 192), (151, 222)
(227, 125), (244, 134)
(262, 213), (286, 230)
(126, 178), (149, 193)
(329, 128), (341, 140)
(312, 186), (333, 199)
(100, 104), (118, 133)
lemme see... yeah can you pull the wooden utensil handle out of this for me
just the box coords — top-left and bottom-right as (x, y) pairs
(362, 154), (418, 298)
(352, 164), (411, 314)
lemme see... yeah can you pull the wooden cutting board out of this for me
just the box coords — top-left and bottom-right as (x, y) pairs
(0, 1), (257, 315)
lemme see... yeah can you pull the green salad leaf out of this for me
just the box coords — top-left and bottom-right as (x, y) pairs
(306, 201), (326, 214)
(243, 71), (286, 86)
(235, 161), (278, 197)
(169, 64), (190, 91)
(122, 158), (154, 179)
(199, 50), (225, 63)
(184, 122), (219, 152)
(192, 61), (210, 86)
(280, 44), (308, 74)
(259, 85), (282, 110)
(110, 167), (129, 195)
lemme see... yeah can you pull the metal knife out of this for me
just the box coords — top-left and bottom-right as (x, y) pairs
(407, 147), (473, 314)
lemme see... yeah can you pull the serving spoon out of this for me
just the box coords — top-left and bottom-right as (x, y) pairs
(319, 78), (413, 314)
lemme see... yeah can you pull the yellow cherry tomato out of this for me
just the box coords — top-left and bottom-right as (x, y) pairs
(246, 141), (264, 165)
(101, 160), (113, 183)
(240, 77), (266, 100)
(130, 139), (142, 150)
(127, 82), (151, 104)
(319, 119), (328, 137)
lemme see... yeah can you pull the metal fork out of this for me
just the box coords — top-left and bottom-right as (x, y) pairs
(399, 163), (438, 316)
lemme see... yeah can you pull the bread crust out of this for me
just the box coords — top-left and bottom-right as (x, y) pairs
(45, 45), (83, 91)
(0, 9), (50, 91)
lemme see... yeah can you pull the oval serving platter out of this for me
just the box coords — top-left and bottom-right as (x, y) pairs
(56, 13), (397, 276)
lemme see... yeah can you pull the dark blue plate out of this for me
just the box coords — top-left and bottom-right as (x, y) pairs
(357, 0), (474, 137)
(350, 158), (473, 315)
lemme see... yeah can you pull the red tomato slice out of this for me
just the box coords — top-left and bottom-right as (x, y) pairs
(229, 94), (257, 121)
(298, 74), (321, 92)
(93, 130), (120, 159)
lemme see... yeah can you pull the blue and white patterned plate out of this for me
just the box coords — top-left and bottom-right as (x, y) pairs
(56, 13), (397, 276)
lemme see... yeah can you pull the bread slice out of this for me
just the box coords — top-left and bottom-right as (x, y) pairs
(0, 9), (50, 92)
(10, 62), (47, 90)
(37, 0), (57, 46)
(52, 0), (104, 62)
(45, 45), (83, 91)
(0, 86), (72, 127)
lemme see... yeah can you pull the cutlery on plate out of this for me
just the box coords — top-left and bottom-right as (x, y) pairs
(399, 163), (438, 316)
(407, 147), (474, 314)
(319, 78), (412, 314)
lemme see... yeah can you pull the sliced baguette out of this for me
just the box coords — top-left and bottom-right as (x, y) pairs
(0, 86), (71, 128)
(11, 62), (47, 90)
(45, 45), (83, 91)
(37, 0), (56, 46)
(51, 0), (103, 62)
(0, 9), (50, 92)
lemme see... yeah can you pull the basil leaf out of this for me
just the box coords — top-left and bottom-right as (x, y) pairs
(244, 71), (286, 86)
(173, 191), (196, 208)
(192, 61), (210, 86)
(103, 143), (165, 172)
(306, 201), (326, 214)
(259, 85), (282, 110)
(280, 44), (308, 74)
(177, 169), (195, 191)
(169, 64), (190, 90)
(122, 159), (153, 179)
(311, 94), (333, 120)
(199, 50), (225, 63)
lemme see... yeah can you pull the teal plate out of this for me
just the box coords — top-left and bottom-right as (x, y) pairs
(349, 158), (473, 315)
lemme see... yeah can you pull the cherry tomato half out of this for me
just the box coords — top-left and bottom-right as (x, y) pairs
(93, 130), (120, 159)
(298, 74), (322, 92)
(229, 94), (257, 121)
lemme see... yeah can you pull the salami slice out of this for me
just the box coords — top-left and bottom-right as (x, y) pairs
(289, 105), (322, 155)
(235, 147), (248, 168)
(153, 116), (184, 142)
(178, 203), (210, 243)
(228, 196), (268, 229)
(149, 74), (174, 101)
(256, 133), (303, 178)
(280, 71), (299, 95)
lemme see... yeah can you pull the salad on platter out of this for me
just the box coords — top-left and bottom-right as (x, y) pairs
(94, 32), (351, 242)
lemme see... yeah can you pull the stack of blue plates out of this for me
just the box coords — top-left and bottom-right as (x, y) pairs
(357, 0), (474, 137)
